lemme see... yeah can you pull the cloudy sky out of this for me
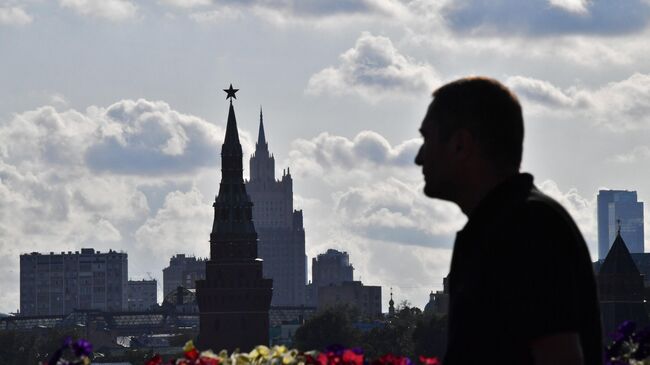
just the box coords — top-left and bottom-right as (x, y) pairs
(2, 0), (650, 314)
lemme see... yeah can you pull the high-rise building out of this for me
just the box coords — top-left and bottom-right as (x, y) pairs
(162, 254), (207, 297)
(306, 249), (380, 316)
(195, 86), (272, 351)
(598, 190), (644, 259)
(245, 109), (307, 306)
(312, 249), (354, 287)
(20, 248), (127, 316)
(318, 281), (382, 319)
(127, 279), (158, 311)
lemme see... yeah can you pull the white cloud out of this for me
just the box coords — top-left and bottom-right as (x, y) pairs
(287, 130), (463, 249)
(334, 177), (464, 247)
(290, 130), (418, 169)
(0, 99), (236, 313)
(189, 7), (241, 23)
(548, 0), (590, 14)
(538, 179), (597, 258)
(0, 99), (227, 175)
(506, 73), (650, 131)
(609, 146), (650, 164)
(443, 0), (650, 36)
(507, 75), (580, 108)
(225, 0), (408, 20)
(59, 0), (137, 21)
(49, 93), (68, 108)
(306, 32), (439, 102)
(588, 73), (650, 131)
(135, 188), (211, 260)
(0, 6), (32, 26)
(85, 99), (228, 175)
(161, 0), (211, 8)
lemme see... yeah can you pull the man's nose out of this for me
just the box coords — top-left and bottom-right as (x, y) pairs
(415, 146), (423, 166)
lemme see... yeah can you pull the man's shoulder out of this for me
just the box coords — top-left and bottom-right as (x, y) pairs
(513, 186), (584, 245)
(519, 187), (573, 223)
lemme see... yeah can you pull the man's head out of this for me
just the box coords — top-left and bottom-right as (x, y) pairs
(415, 77), (524, 201)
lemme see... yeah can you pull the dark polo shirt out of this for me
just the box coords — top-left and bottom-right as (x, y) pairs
(443, 173), (602, 365)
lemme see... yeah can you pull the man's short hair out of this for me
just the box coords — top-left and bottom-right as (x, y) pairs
(428, 77), (524, 170)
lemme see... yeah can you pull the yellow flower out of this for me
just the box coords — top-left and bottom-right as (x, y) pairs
(257, 345), (271, 357)
(271, 345), (287, 357)
(183, 340), (196, 353)
(200, 350), (220, 359)
(235, 352), (252, 365)
(282, 352), (296, 364)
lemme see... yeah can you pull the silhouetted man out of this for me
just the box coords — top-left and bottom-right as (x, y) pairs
(415, 77), (602, 365)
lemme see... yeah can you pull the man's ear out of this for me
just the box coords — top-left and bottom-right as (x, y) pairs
(449, 128), (475, 160)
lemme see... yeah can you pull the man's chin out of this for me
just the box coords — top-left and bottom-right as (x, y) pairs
(423, 184), (439, 198)
(423, 183), (452, 201)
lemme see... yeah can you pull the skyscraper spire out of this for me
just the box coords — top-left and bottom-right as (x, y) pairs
(250, 105), (274, 182)
(257, 106), (268, 151)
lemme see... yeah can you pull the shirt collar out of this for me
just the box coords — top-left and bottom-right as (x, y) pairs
(461, 172), (534, 233)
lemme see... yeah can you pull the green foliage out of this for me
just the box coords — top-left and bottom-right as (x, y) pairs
(293, 305), (362, 351)
(412, 314), (447, 358)
(0, 327), (84, 365)
(361, 305), (422, 359)
(293, 303), (448, 359)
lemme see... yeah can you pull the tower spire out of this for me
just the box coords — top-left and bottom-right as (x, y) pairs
(197, 84), (272, 352)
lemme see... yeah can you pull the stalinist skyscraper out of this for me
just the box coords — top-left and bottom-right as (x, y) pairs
(246, 109), (307, 306)
(196, 85), (272, 351)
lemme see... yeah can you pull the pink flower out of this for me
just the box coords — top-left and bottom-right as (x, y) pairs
(418, 356), (440, 365)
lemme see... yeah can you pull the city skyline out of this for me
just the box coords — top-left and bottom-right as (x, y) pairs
(2, 0), (650, 314)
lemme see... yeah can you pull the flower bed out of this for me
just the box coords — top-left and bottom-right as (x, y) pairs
(145, 343), (440, 365)
(44, 339), (440, 365)
(45, 320), (650, 365)
(605, 321), (650, 364)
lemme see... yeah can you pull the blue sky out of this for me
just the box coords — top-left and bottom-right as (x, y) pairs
(2, 0), (650, 313)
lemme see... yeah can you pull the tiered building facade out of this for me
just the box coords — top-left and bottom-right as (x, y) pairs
(245, 109), (307, 306)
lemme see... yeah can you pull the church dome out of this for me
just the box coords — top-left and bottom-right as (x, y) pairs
(423, 291), (435, 314)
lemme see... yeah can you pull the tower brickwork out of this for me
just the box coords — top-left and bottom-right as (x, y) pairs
(196, 88), (273, 351)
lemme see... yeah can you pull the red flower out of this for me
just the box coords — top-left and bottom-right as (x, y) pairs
(146, 354), (163, 365)
(342, 349), (363, 365)
(373, 353), (411, 365)
(317, 352), (329, 365)
(185, 348), (200, 361)
(198, 356), (220, 365)
(418, 356), (440, 365)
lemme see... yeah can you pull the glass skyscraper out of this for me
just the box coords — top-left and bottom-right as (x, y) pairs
(598, 190), (645, 259)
